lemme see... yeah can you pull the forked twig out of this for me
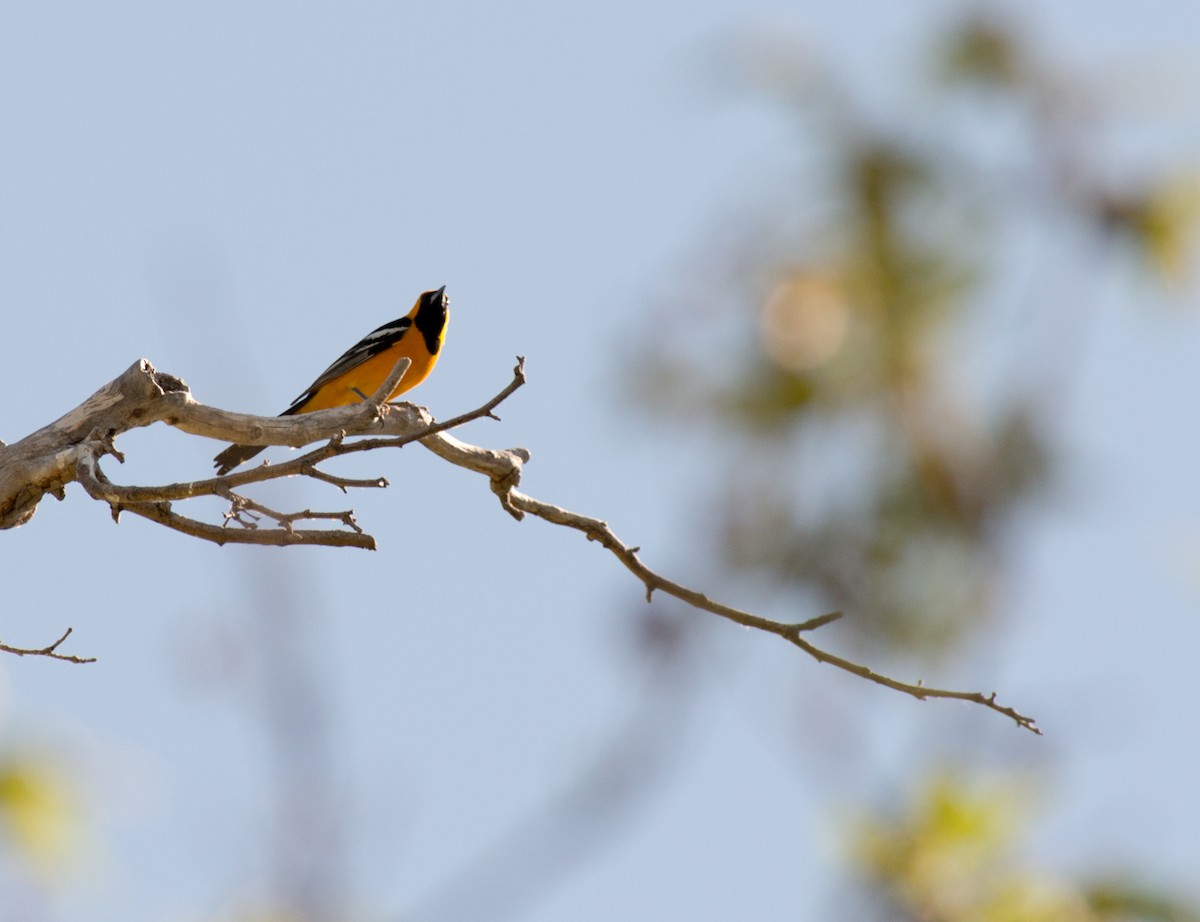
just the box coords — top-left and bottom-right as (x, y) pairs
(0, 628), (96, 664)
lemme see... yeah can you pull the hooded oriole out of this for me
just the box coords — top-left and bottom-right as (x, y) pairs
(213, 286), (449, 475)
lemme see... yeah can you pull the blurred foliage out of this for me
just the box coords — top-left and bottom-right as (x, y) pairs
(0, 753), (78, 874)
(202, 910), (321, 922)
(635, 12), (1198, 655)
(1096, 174), (1200, 285)
(852, 774), (1200, 922)
(1087, 883), (1200, 922)
(939, 17), (1026, 88)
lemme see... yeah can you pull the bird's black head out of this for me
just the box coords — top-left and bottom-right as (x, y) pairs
(415, 286), (449, 354)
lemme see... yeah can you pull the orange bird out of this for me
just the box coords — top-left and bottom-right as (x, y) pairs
(213, 286), (449, 475)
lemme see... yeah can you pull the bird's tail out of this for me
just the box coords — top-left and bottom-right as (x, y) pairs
(213, 443), (267, 476)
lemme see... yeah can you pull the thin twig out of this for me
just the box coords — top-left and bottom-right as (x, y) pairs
(414, 356), (527, 432)
(0, 628), (96, 664)
(220, 490), (363, 535)
(305, 469), (389, 492)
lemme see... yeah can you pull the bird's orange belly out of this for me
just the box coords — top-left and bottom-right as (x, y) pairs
(298, 346), (438, 413)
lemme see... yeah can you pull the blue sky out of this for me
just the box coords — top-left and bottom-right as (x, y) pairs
(2, 2), (1199, 920)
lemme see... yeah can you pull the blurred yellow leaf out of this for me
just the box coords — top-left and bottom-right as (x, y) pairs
(851, 774), (1100, 922)
(1099, 173), (1200, 285)
(0, 757), (78, 871)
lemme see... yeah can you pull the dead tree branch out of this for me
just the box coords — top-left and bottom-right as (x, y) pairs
(463, 485), (1040, 734)
(0, 356), (1039, 735)
(0, 356), (529, 548)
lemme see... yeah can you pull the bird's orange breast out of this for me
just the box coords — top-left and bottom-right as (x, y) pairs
(297, 335), (442, 413)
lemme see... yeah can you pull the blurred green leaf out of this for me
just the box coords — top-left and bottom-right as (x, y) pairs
(1087, 881), (1200, 922)
(939, 16), (1025, 88)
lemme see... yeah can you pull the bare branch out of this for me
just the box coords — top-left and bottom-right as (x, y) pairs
(300, 357), (530, 462)
(74, 444), (376, 550)
(222, 358), (527, 483)
(118, 496), (377, 550)
(3, 355), (1038, 733)
(220, 491), (364, 535)
(0, 628), (96, 664)
(381, 395), (1039, 732)
(164, 356), (412, 448)
(305, 469), (389, 492)
(433, 481), (1040, 734)
(0, 356), (531, 526)
(1, 355), (527, 549)
(422, 355), (527, 430)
